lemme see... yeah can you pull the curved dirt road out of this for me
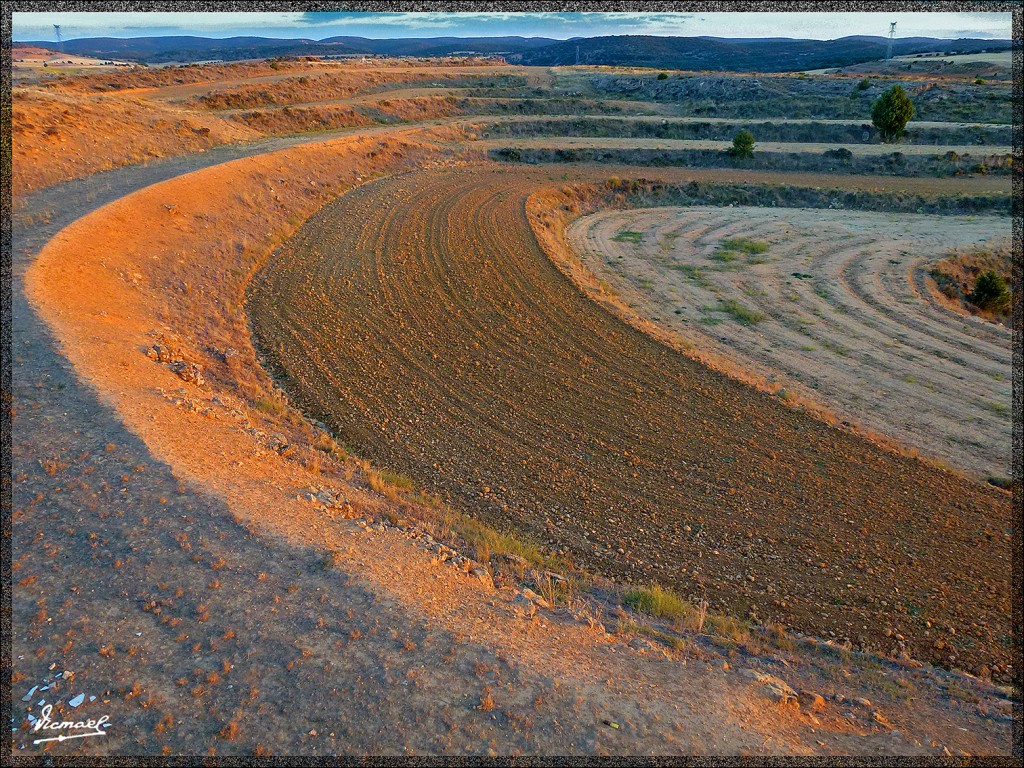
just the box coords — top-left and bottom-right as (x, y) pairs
(248, 165), (1012, 676)
(22, 130), (949, 758)
(13, 110), (1014, 754)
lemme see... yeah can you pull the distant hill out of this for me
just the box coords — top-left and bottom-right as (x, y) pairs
(15, 33), (1012, 70)
(13, 35), (558, 64)
(513, 34), (1014, 71)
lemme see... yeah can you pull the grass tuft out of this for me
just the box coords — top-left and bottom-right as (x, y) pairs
(623, 583), (691, 621)
(718, 299), (765, 325)
(719, 237), (769, 255)
(612, 230), (643, 243)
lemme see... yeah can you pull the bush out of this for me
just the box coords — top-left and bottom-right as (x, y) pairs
(657, 72), (668, 80)
(824, 147), (853, 162)
(968, 270), (1010, 312)
(729, 129), (755, 159)
(857, 77), (871, 91)
(871, 85), (915, 143)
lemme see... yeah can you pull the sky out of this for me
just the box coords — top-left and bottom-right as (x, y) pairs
(11, 11), (1014, 43)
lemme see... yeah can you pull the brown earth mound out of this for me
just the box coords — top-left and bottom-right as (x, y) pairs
(247, 164), (1012, 678)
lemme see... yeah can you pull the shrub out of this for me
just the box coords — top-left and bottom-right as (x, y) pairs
(857, 77), (871, 91)
(657, 72), (668, 80)
(871, 85), (915, 142)
(824, 147), (853, 162)
(729, 130), (755, 159)
(968, 270), (1010, 312)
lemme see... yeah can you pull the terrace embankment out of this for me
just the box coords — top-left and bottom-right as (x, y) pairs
(247, 164), (1012, 678)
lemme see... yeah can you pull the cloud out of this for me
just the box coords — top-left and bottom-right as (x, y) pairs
(952, 29), (999, 39)
(298, 12), (457, 29)
(11, 10), (1011, 42)
(295, 11), (692, 31)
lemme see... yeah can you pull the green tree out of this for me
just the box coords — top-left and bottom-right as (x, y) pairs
(729, 130), (755, 159)
(968, 270), (1010, 312)
(871, 84), (915, 143)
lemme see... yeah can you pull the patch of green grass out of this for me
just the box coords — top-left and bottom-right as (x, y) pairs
(449, 509), (570, 573)
(717, 299), (765, 326)
(720, 237), (769, 255)
(671, 263), (711, 287)
(376, 468), (415, 491)
(612, 230), (643, 243)
(710, 250), (740, 264)
(623, 583), (691, 621)
(706, 614), (752, 644)
(984, 400), (1009, 415)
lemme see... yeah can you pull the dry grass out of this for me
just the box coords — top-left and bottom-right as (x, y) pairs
(11, 88), (258, 196)
(229, 105), (371, 136)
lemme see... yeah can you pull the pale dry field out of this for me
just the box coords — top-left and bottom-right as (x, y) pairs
(568, 206), (1011, 479)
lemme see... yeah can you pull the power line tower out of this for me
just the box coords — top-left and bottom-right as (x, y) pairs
(53, 24), (63, 54)
(885, 21), (896, 60)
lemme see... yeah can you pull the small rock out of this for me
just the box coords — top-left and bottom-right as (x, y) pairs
(747, 671), (798, 707)
(470, 567), (494, 589)
(520, 588), (550, 610)
(147, 343), (176, 363)
(169, 360), (204, 386)
(510, 592), (536, 617)
(798, 690), (826, 711)
(853, 697), (872, 708)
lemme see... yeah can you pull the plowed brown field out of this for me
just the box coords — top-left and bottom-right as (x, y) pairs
(247, 165), (1012, 677)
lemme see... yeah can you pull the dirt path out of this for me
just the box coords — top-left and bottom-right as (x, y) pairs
(12, 125), (1014, 757)
(566, 206), (1012, 478)
(476, 137), (1013, 156)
